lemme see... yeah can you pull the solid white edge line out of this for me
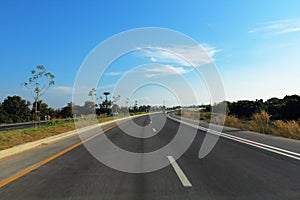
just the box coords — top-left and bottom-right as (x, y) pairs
(167, 156), (192, 187)
(220, 133), (300, 160)
(168, 115), (300, 161)
(221, 132), (300, 157)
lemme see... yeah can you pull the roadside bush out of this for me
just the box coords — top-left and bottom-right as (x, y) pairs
(252, 110), (270, 134)
(175, 111), (181, 116)
(181, 110), (199, 120)
(210, 113), (226, 125)
(176, 109), (300, 140)
(273, 120), (300, 139)
(225, 115), (240, 128)
(47, 118), (64, 126)
(200, 111), (211, 122)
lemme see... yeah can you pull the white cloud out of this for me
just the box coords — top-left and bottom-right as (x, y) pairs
(279, 27), (300, 34)
(136, 96), (151, 101)
(136, 44), (220, 67)
(97, 84), (115, 90)
(48, 86), (73, 94)
(104, 72), (122, 76)
(249, 18), (300, 35)
(143, 65), (190, 78)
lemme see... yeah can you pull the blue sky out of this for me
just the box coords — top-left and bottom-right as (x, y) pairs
(0, 0), (299, 108)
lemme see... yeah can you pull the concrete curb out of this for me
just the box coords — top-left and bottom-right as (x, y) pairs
(0, 113), (152, 160)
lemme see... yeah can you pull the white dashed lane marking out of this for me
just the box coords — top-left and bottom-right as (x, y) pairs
(167, 156), (192, 187)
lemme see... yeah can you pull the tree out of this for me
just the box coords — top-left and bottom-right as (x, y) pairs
(266, 97), (283, 119)
(0, 96), (31, 123)
(228, 100), (262, 118)
(133, 100), (138, 113)
(103, 92), (110, 107)
(59, 102), (73, 118)
(81, 101), (96, 115)
(32, 100), (55, 120)
(97, 95), (103, 106)
(103, 92), (111, 115)
(23, 65), (55, 127)
(88, 88), (97, 102)
(112, 95), (121, 113)
(281, 95), (300, 120)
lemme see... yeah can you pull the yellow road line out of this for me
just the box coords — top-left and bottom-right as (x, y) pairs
(0, 125), (117, 188)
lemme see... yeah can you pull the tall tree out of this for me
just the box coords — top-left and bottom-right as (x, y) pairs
(0, 96), (31, 123)
(134, 100), (138, 113)
(103, 92), (111, 115)
(112, 95), (121, 113)
(81, 101), (96, 115)
(23, 65), (55, 127)
(88, 88), (97, 102)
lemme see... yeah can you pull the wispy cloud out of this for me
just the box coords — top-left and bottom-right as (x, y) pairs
(97, 84), (115, 90)
(49, 85), (115, 95)
(136, 45), (220, 67)
(143, 65), (190, 78)
(49, 86), (73, 94)
(249, 18), (300, 35)
(104, 72), (122, 76)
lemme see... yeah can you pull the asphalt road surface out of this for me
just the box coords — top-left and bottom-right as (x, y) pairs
(0, 114), (299, 199)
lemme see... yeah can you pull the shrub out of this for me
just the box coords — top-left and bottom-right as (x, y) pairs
(210, 113), (226, 125)
(252, 110), (270, 134)
(200, 111), (211, 122)
(273, 120), (300, 139)
(225, 115), (240, 127)
(181, 110), (199, 120)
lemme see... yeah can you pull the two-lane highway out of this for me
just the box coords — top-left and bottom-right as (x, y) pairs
(0, 114), (300, 199)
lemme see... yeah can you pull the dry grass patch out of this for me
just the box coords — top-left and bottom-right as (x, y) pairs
(272, 120), (300, 139)
(177, 109), (300, 140)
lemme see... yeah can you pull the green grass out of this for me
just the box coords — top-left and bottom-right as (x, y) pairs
(0, 113), (150, 150)
(0, 121), (75, 150)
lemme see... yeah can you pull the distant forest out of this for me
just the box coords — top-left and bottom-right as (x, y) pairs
(202, 95), (300, 120)
(0, 94), (299, 124)
(0, 95), (156, 124)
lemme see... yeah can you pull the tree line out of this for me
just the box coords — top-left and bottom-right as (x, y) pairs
(0, 95), (160, 124)
(206, 95), (300, 120)
(0, 66), (162, 124)
(0, 96), (71, 123)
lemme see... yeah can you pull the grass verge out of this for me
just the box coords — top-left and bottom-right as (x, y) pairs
(0, 121), (75, 150)
(176, 110), (300, 140)
(0, 113), (148, 150)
